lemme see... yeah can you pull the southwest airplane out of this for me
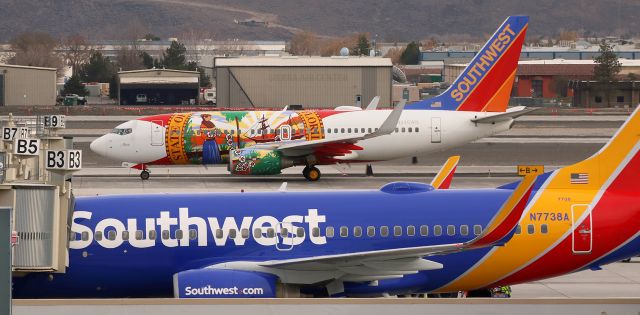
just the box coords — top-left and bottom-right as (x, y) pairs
(90, 16), (534, 181)
(13, 104), (640, 298)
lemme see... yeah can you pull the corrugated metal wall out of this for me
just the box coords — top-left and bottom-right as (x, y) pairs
(13, 187), (55, 268)
(216, 66), (391, 108)
(0, 67), (56, 106)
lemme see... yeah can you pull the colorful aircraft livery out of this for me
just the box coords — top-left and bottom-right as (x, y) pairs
(90, 16), (531, 181)
(406, 15), (528, 111)
(14, 105), (640, 299)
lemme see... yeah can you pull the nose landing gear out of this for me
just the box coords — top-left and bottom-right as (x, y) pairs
(140, 169), (150, 180)
(303, 165), (321, 181)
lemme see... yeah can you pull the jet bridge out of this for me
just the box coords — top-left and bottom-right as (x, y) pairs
(0, 114), (81, 275)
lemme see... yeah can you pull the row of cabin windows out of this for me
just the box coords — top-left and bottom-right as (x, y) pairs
(244, 126), (421, 136)
(77, 223), (552, 242)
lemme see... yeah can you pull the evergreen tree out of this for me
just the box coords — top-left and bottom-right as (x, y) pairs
(161, 41), (188, 69)
(352, 34), (371, 56)
(80, 52), (117, 83)
(400, 41), (420, 65)
(140, 51), (155, 69)
(593, 40), (622, 107)
(61, 75), (89, 96)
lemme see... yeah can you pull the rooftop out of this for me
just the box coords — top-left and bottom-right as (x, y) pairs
(214, 56), (392, 67)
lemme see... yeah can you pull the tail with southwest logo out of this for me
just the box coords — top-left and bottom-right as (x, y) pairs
(406, 16), (528, 112)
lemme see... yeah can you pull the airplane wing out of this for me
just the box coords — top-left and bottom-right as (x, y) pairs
(253, 100), (406, 157)
(471, 106), (538, 124)
(430, 156), (460, 189)
(209, 175), (537, 284)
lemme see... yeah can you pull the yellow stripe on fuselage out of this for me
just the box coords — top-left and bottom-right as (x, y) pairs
(437, 109), (640, 292)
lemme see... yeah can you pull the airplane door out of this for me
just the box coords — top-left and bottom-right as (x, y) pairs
(278, 125), (292, 141)
(151, 120), (164, 146)
(275, 222), (297, 251)
(431, 117), (441, 143)
(571, 204), (592, 254)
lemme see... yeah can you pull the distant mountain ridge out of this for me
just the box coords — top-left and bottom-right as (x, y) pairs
(0, 0), (638, 42)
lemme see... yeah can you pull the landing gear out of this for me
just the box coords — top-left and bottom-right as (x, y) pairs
(140, 169), (150, 180)
(303, 166), (321, 181)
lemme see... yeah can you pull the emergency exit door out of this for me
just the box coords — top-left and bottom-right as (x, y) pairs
(151, 120), (164, 146)
(571, 204), (592, 254)
(431, 117), (441, 143)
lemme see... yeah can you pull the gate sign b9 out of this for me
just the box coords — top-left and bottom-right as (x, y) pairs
(43, 115), (66, 128)
(13, 139), (40, 155)
(46, 150), (82, 170)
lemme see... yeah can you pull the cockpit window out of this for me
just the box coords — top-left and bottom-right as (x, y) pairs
(111, 128), (132, 135)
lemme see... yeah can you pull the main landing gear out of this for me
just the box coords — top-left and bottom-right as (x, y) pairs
(303, 165), (321, 181)
(140, 168), (150, 180)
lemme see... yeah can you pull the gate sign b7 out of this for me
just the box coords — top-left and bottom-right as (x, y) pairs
(45, 150), (82, 170)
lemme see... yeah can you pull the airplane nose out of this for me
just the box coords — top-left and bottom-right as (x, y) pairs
(90, 136), (108, 157)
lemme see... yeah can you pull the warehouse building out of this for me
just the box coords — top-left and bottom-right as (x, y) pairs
(117, 69), (199, 105)
(570, 80), (640, 108)
(214, 56), (392, 108)
(0, 64), (57, 106)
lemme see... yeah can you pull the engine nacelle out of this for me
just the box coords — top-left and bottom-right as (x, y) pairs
(173, 269), (277, 298)
(229, 148), (294, 175)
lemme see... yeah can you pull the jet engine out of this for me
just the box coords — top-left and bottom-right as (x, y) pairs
(229, 148), (295, 175)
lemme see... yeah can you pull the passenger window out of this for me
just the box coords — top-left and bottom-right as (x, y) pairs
(368, 128), (372, 133)
(95, 231), (103, 241)
(434, 225), (442, 236)
(395, 128), (398, 133)
(354, 226), (362, 237)
(312, 227), (320, 237)
(267, 228), (275, 238)
(347, 128), (352, 133)
(135, 230), (143, 240)
(401, 127), (406, 133)
(541, 224), (548, 234)
(121, 231), (129, 241)
(527, 224), (535, 235)
(189, 229), (197, 240)
(367, 226), (375, 237)
(215, 229), (223, 239)
(175, 230), (183, 240)
(108, 230), (116, 241)
(408, 127), (413, 133)
(241, 228), (250, 239)
(148, 230), (157, 240)
(340, 226), (349, 237)
(162, 230), (170, 240)
(334, 128), (338, 133)
(415, 127), (419, 132)
(515, 225), (521, 235)
(420, 225), (429, 236)
(460, 225), (469, 236)
(341, 128), (345, 133)
(327, 128), (331, 134)
(228, 229), (237, 239)
(380, 226), (389, 237)
(407, 225), (416, 236)
(82, 231), (89, 241)
(253, 228), (262, 239)
(326, 226), (335, 238)
(361, 128), (365, 133)
(281, 227), (289, 237)
(296, 227), (305, 238)
(473, 225), (482, 236)
(447, 225), (455, 236)
(394, 226), (402, 237)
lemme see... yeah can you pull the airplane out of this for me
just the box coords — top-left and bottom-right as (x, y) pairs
(12, 104), (640, 298)
(90, 16), (534, 181)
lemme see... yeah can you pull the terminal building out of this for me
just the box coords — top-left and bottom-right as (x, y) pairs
(0, 64), (57, 106)
(213, 56), (393, 109)
(116, 69), (200, 105)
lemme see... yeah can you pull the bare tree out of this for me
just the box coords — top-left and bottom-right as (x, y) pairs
(181, 29), (216, 64)
(116, 46), (145, 71)
(288, 31), (321, 56)
(384, 47), (405, 65)
(9, 32), (62, 70)
(214, 39), (257, 57)
(61, 34), (94, 76)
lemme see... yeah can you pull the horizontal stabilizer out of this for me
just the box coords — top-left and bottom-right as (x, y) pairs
(471, 106), (538, 124)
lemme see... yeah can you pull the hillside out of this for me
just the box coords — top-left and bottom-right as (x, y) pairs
(0, 0), (638, 42)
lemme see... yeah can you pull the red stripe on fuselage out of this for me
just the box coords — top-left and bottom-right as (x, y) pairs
(492, 152), (640, 286)
(457, 28), (527, 112)
(137, 114), (173, 126)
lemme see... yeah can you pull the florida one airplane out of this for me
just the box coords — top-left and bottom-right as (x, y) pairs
(13, 102), (640, 298)
(90, 16), (533, 181)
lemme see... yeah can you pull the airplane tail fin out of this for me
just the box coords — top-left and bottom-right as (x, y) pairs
(406, 16), (528, 112)
(548, 106), (640, 191)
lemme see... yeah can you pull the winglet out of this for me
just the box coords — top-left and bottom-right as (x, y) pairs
(363, 100), (406, 139)
(365, 96), (380, 110)
(465, 174), (537, 249)
(278, 182), (288, 192)
(430, 156), (460, 189)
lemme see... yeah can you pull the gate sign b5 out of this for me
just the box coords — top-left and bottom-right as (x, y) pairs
(13, 139), (40, 155)
(45, 150), (82, 170)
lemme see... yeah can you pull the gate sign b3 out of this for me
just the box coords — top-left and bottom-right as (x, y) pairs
(46, 150), (82, 170)
(13, 139), (40, 155)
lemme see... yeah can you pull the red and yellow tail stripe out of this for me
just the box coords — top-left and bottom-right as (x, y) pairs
(431, 156), (460, 189)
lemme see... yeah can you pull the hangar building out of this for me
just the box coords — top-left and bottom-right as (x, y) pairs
(117, 69), (199, 105)
(214, 56), (392, 108)
(0, 64), (57, 106)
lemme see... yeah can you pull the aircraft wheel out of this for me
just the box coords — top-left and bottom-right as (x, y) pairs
(306, 166), (321, 181)
(140, 170), (150, 180)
